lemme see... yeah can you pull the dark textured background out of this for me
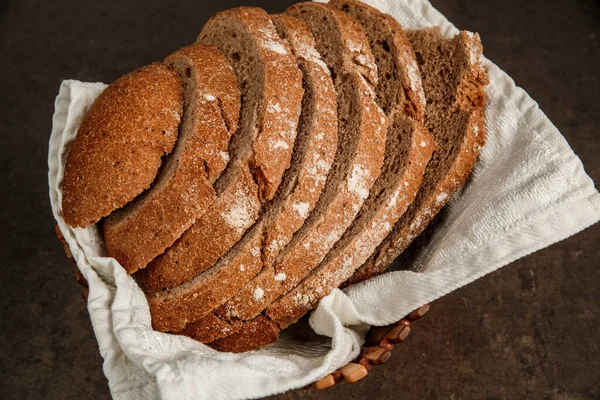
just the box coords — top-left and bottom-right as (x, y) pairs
(1, 0), (599, 399)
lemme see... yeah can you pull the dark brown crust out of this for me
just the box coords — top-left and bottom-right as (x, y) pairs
(104, 45), (240, 274)
(180, 313), (244, 343)
(347, 29), (489, 285)
(208, 316), (279, 353)
(61, 63), (183, 228)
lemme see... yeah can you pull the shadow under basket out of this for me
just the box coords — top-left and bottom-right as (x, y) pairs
(55, 225), (431, 391)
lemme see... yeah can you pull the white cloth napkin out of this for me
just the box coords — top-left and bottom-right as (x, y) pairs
(48, 0), (600, 399)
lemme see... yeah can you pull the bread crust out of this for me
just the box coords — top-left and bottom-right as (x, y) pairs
(208, 316), (279, 353)
(135, 164), (260, 292)
(199, 7), (304, 201)
(104, 45), (239, 274)
(61, 63), (183, 228)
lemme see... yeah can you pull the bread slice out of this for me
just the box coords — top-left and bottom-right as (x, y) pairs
(146, 12), (339, 332)
(179, 313), (244, 343)
(148, 223), (264, 332)
(199, 7), (304, 202)
(211, 2), (388, 327)
(135, 165), (260, 292)
(209, 316), (279, 353)
(346, 28), (489, 285)
(134, 8), (303, 292)
(265, 0), (436, 328)
(61, 63), (183, 228)
(261, 13), (338, 267)
(103, 45), (239, 274)
(178, 13), (339, 340)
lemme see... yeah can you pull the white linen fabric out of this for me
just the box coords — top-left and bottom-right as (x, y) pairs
(48, 1), (600, 399)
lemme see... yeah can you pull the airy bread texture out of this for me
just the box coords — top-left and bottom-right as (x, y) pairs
(347, 27), (489, 285)
(103, 45), (239, 274)
(61, 63), (183, 228)
(135, 7), (303, 293)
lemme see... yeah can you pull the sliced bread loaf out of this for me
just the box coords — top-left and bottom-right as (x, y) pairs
(346, 27), (489, 286)
(61, 63), (183, 228)
(266, 0), (436, 328)
(103, 45), (239, 274)
(146, 12), (338, 331)
(211, 2), (388, 326)
(179, 13), (339, 340)
(135, 8), (303, 292)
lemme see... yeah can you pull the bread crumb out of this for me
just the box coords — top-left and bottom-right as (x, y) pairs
(253, 287), (264, 300)
(274, 273), (286, 282)
(348, 164), (370, 200)
(292, 202), (309, 218)
(270, 139), (290, 150)
(435, 192), (449, 204)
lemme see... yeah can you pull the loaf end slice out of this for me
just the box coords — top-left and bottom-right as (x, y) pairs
(61, 63), (183, 228)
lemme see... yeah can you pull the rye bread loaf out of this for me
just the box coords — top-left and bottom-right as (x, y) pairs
(210, 2), (388, 327)
(346, 27), (489, 286)
(103, 45), (239, 274)
(135, 8), (303, 292)
(147, 12), (338, 332)
(178, 13), (339, 340)
(61, 63), (183, 228)
(265, 0), (436, 328)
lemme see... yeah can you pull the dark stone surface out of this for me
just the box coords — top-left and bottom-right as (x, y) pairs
(0, 0), (598, 399)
